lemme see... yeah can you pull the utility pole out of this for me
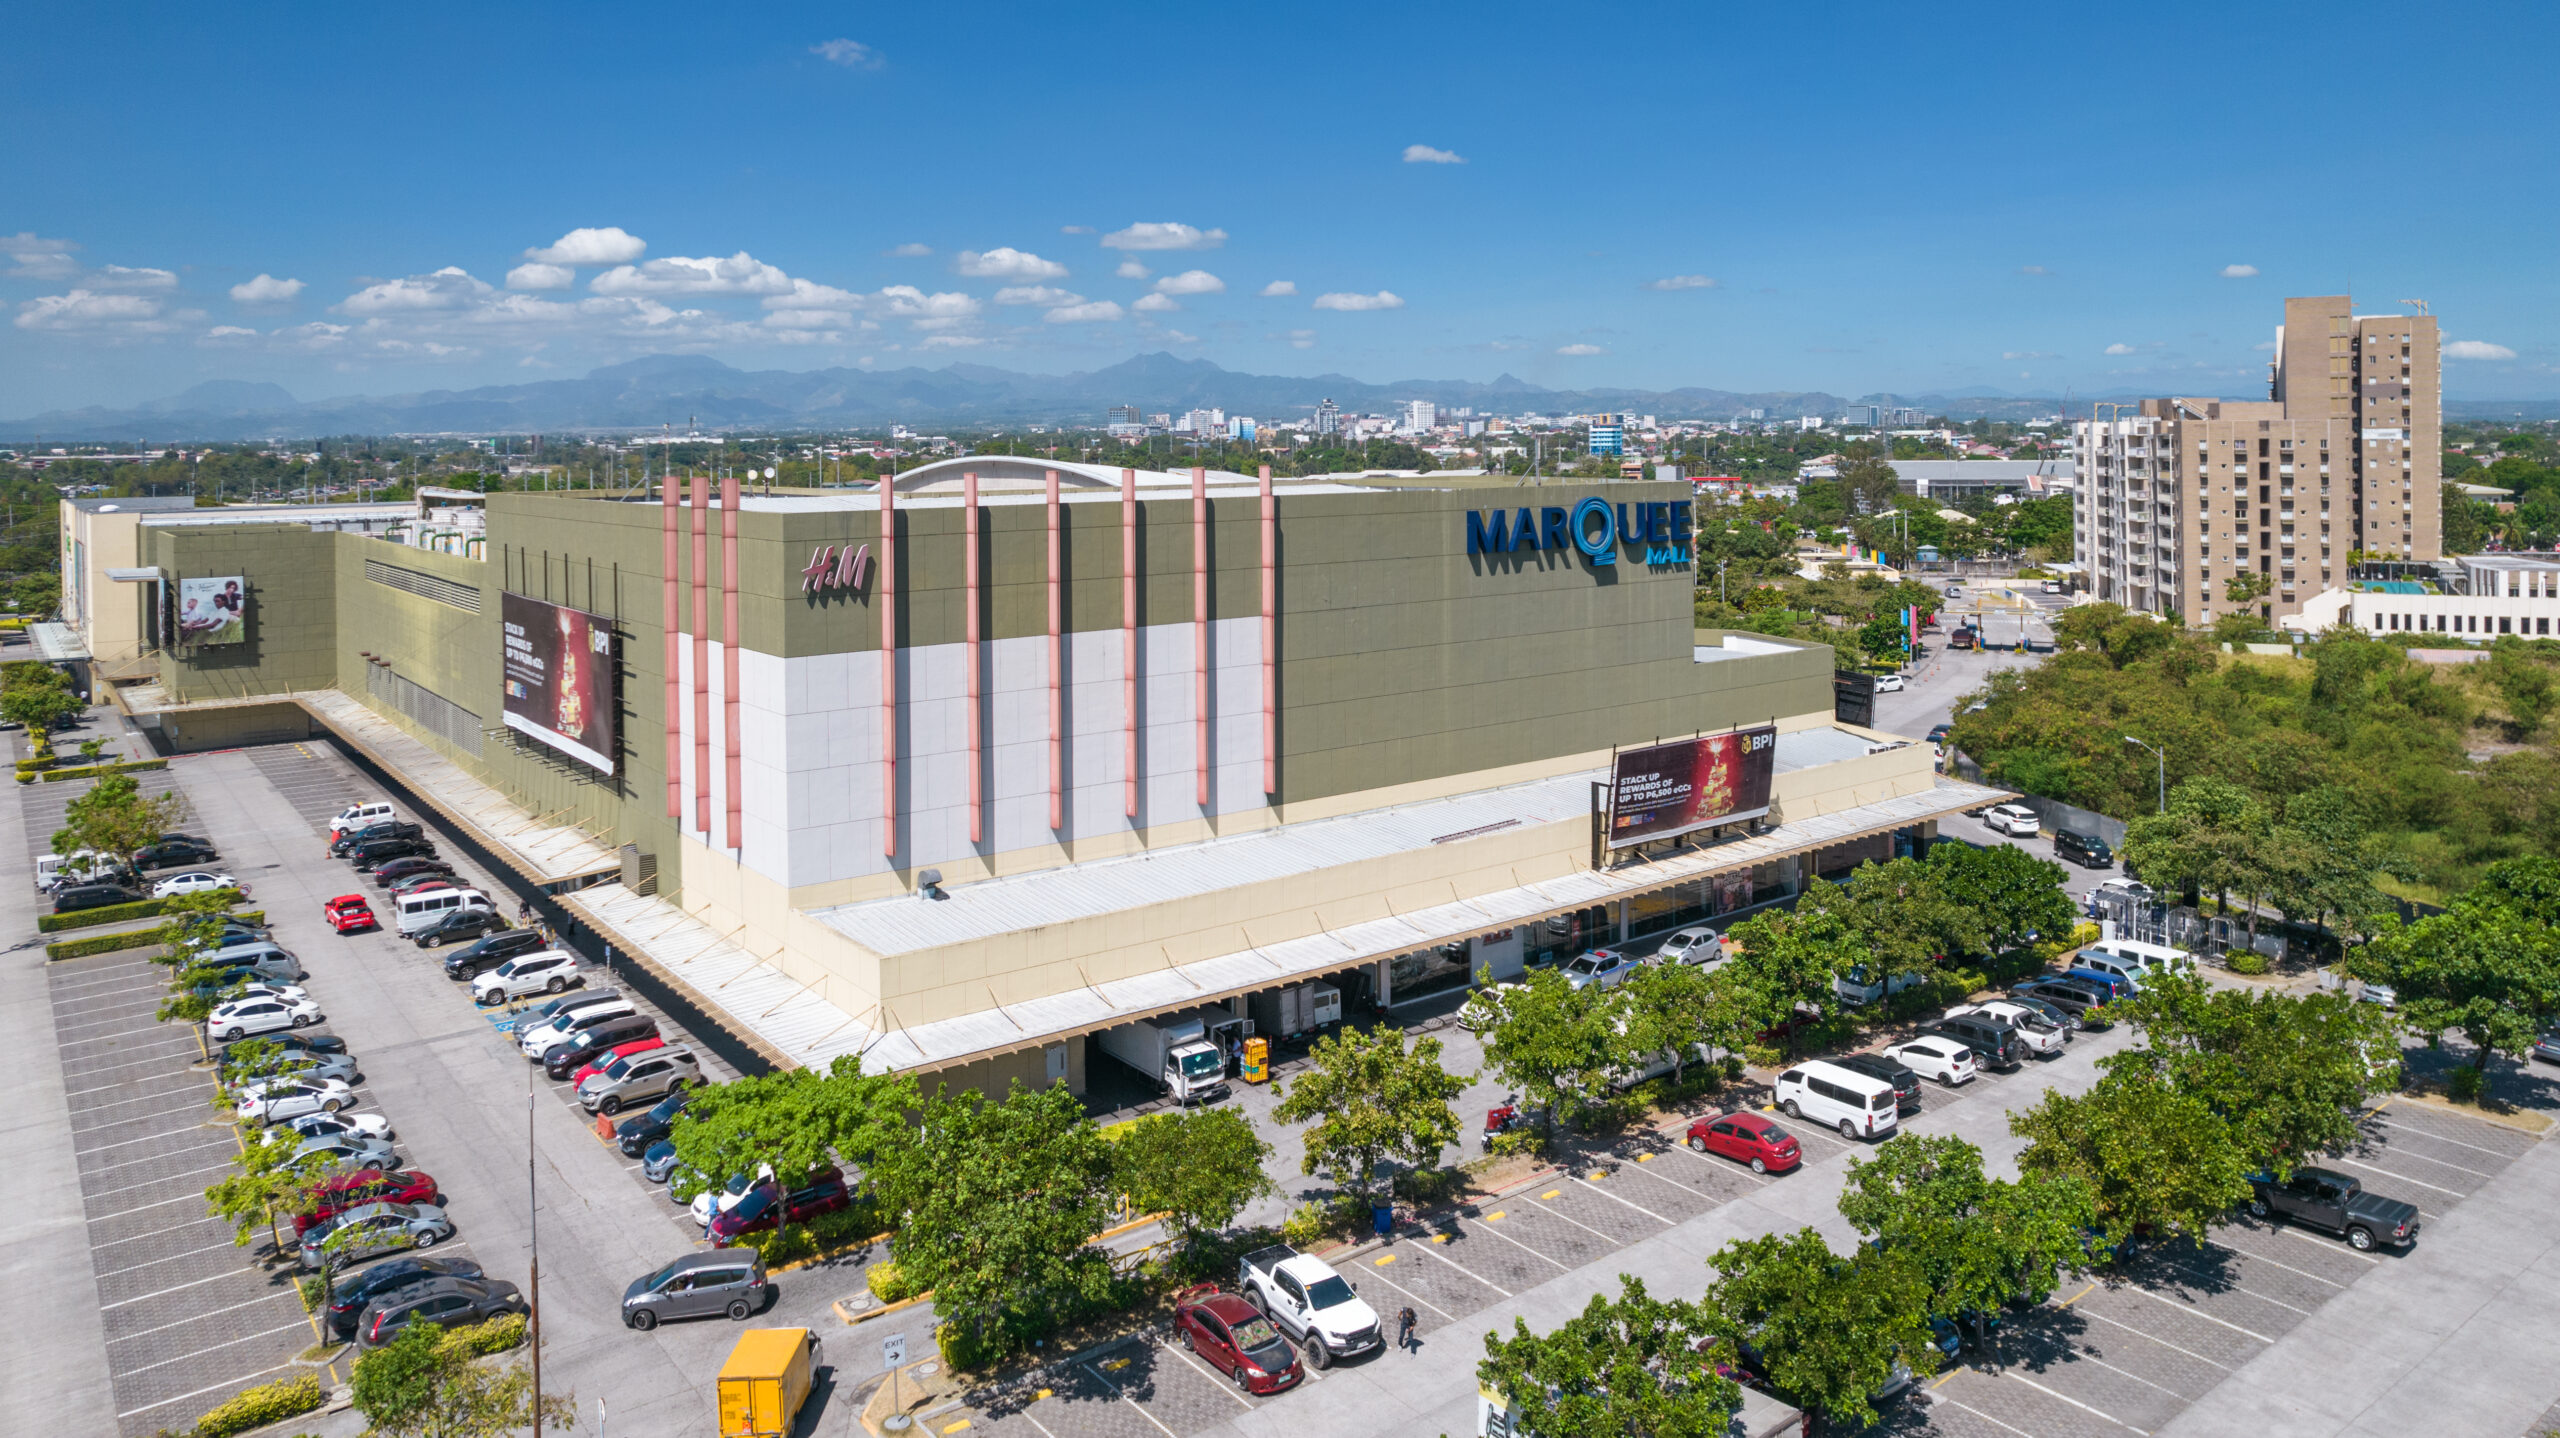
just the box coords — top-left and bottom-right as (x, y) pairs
(528, 1077), (541, 1425)
(2124, 734), (2165, 813)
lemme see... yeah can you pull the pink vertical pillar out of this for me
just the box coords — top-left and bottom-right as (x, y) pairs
(722, 471), (742, 852)
(690, 472), (710, 839)
(879, 473), (898, 857)
(963, 472), (982, 847)
(661, 474), (680, 819)
(1046, 468), (1063, 832)
(1192, 465), (1209, 810)
(1260, 463), (1276, 798)
(1121, 467), (1138, 821)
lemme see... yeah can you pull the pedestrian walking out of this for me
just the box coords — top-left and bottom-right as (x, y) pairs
(1396, 1305), (1418, 1353)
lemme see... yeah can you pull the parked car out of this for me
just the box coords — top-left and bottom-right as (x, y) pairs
(369, 856), (454, 889)
(2052, 829), (2113, 869)
(444, 927), (549, 980)
(569, 1035), (666, 1089)
(2534, 1029), (2560, 1065)
(320, 1253), (478, 1340)
(357, 1275), (526, 1350)
(1911, 1016), (2025, 1072)
(2356, 981), (2399, 1009)
(507, 988), (623, 1044)
(178, 923), (275, 960)
(2247, 1167), (2419, 1251)
(413, 905), (507, 949)
(578, 1045), (701, 1115)
(298, 1169), (440, 1238)
(220, 1047), (358, 1089)
(331, 819), (423, 857)
(351, 836), (438, 870)
(687, 1168), (774, 1228)
(1945, 1001), (2068, 1058)
(1457, 983), (1522, 1032)
(327, 801), (398, 836)
(152, 870), (242, 899)
(2061, 966), (2137, 1002)
(471, 949), (584, 1005)
(1561, 948), (1638, 991)
(542, 1017), (660, 1081)
(516, 998), (638, 1058)
(53, 881), (145, 913)
(235, 1077), (358, 1126)
(1872, 673), (1905, 693)
(133, 835), (220, 870)
(1773, 1060), (1901, 1141)
(298, 1202), (452, 1270)
(1684, 1111), (1803, 1174)
(1174, 1289), (1304, 1394)
(387, 874), (455, 899)
(284, 1109), (394, 1144)
(1827, 1052), (1923, 1113)
(1235, 1243), (1383, 1369)
(707, 1167), (853, 1243)
(1927, 723), (1954, 747)
(292, 1130), (398, 1172)
(1982, 804), (2042, 839)
(616, 1090), (693, 1157)
(641, 1139), (682, 1185)
(1654, 926), (1727, 966)
(621, 1249), (770, 1330)
(322, 894), (380, 934)
(208, 992), (324, 1042)
(1881, 1034), (1978, 1087)
(1998, 986), (2092, 1031)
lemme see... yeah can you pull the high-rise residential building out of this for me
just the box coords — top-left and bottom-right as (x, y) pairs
(1107, 405), (1140, 426)
(2072, 295), (2439, 626)
(1588, 414), (1625, 457)
(1315, 398), (1340, 436)
(1402, 400), (1438, 434)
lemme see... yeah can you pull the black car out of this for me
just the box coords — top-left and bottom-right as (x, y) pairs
(2052, 830), (2114, 869)
(2000, 986), (2092, 1031)
(53, 881), (145, 913)
(133, 835), (220, 870)
(412, 906), (505, 949)
(1829, 1052), (1923, 1114)
(370, 856), (455, 889)
(356, 1275), (527, 1349)
(351, 836), (437, 870)
(1914, 1016), (2025, 1072)
(2026, 973), (2118, 1019)
(617, 1089), (693, 1157)
(322, 1254), (485, 1340)
(331, 821), (425, 858)
(542, 1013), (660, 1080)
(443, 927), (546, 980)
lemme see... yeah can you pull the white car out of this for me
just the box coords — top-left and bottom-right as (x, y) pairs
(235, 1077), (357, 1125)
(1883, 1035), (1978, 1086)
(688, 1167), (773, 1229)
(1947, 1001), (2068, 1058)
(293, 1131), (398, 1172)
(1458, 983), (1523, 1032)
(1983, 803), (2042, 838)
(470, 949), (583, 1006)
(1873, 674), (1906, 693)
(285, 1110), (394, 1143)
(1654, 926), (1727, 966)
(153, 870), (244, 899)
(2042, 580), (2063, 595)
(208, 993), (324, 1042)
(516, 999), (637, 1058)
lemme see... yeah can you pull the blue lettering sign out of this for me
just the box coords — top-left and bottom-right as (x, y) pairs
(1514, 508), (1538, 549)
(1466, 509), (1513, 555)
(1572, 497), (1617, 565)
(1541, 507), (1570, 552)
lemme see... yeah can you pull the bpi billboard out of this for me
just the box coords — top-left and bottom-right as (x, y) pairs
(1465, 497), (1693, 566)
(1606, 725), (1778, 849)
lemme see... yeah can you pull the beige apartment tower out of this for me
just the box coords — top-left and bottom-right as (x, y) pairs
(2073, 295), (2440, 625)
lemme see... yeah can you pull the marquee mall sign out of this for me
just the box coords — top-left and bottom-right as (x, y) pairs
(1464, 497), (1694, 566)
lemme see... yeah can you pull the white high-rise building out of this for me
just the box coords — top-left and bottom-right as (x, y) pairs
(1402, 400), (1438, 434)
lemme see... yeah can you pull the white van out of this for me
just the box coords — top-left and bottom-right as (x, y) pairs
(1773, 1058), (1901, 1141)
(36, 849), (113, 892)
(2078, 938), (2196, 993)
(396, 886), (493, 937)
(329, 801), (397, 835)
(1832, 964), (1920, 1007)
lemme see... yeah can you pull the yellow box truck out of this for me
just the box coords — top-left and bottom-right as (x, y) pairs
(717, 1327), (820, 1437)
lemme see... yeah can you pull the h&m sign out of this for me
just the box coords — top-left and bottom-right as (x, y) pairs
(1465, 497), (1693, 567)
(801, 543), (872, 594)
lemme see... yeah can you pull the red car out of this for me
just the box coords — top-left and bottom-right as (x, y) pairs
(1174, 1289), (1303, 1394)
(571, 1036), (665, 1087)
(1685, 1111), (1803, 1175)
(387, 875), (454, 899)
(705, 1168), (853, 1243)
(323, 895), (380, 934)
(296, 1168), (439, 1236)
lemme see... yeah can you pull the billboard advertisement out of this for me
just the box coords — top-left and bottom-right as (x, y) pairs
(500, 592), (616, 772)
(1606, 724), (1778, 849)
(176, 576), (247, 646)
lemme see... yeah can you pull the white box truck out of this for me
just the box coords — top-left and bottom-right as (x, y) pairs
(1246, 982), (1342, 1043)
(1096, 1012), (1230, 1103)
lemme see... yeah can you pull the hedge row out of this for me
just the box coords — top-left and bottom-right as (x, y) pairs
(182, 1373), (322, 1438)
(31, 758), (167, 784)
(38, 889), (246, 933)
(45, 908), (265, 961)
(732, 1201), (886, 1269)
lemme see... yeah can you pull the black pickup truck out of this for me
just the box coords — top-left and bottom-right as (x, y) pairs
(2247, 1167), (2420, 1252)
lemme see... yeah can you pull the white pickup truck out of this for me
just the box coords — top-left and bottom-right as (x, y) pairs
(1237, 1243), (1382, 1368)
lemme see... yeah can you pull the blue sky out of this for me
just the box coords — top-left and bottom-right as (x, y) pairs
(6, 0), (2555, 416)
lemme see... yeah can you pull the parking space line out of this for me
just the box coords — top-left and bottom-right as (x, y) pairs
(2004, 1369), (2148, 1433)
(1618, 1150), (1741, 1205)
(54, 1002), (172, 1030)
(1354, 1256), (1457, 1322)
(1571, 1173), (1671, 1225)
(2277, 1225), (2378, 1264)
(116, 1361), (299, 1420)
(102, 1266), (257, 1309)
(2366, 1112), (2523, 1159)
(1413, 1235), (1515, 1296)
(1941, 1395), (2037, 1437)
(75, 1121), (223, 1156)
(1523, 1192), (1624, 1245)
(1665, 1141), (1771, 1185)
(1082, 1356), (1180, 1438)
(66, 1062), (207, 1091)
(108, 1288), (298, 1344)
(2127, 1285), (2272, 1344)
(2325, 1154), (2465, 1196)
(70, 1093), (210, 1125)
(1464, 1212), (1575, 1271)
(85, 1161), (233, 1201)
(2075, 1348), (2199, 1401)
(115, 1319), (309, 1377)
(2143, 1253), (2313, 1316)
(1156, 1335), (1257, 1410)
(63, 1023), (199, 1045)
(2202, 1238), (2346, 1289)
(2074, 1309), (2231, 1371)
(82, 1135), (233, 1175)
(2356, 1134), (2496, 1178)
(96, 1237), (242, 1278)
(91, 1214), (229, 1250)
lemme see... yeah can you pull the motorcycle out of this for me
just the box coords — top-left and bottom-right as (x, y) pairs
(1480, 1098), (1545, 1150)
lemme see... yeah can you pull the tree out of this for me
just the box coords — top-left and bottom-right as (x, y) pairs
(1475, 970), (1627, 1134)
(1836, 452), (1900, 515)
(1853, 612), (1907, 665)
(664, 1069), (844, 1207)
(55, 771), (184, 864)
(1478, 1276), (1740, 1438)
(1618, 960), (1725, 1086)
(1835, 1135), (2096, 1324)
(2224, 570), (2272, 607)
(1272, 1024), (1467, 1199)
(869, 1080), (1118, 1364)
(1797, 856), (1985, 982)
(1716, 909), (1861, 1049)
(351, 1321), (574, 1437)
(2, 680), (80, 736)
(2110, 971), (2398, 1171)
(1698, 1228), (1937, 1430)
(1110, 1107), (1278, 1250)
(2346, 856), (2560, 1084)
(204, 1124), (333, 1257)
(1924, 842), (2076, 950)
(2010, 1067), (2253, 1245)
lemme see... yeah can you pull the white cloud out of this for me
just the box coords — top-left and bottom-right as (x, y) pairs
(761, 309), (845, 331)
(954, 247), (1068, 280)
(229, 273), (306, 305)
(2252, 341), (2278, 352)
(342, 266), (498, 315)
(1313, 291), (1404, 312)
(523, 226), (647, 266)
(765, 278), (864, 311)
(90, 265), (177, 290)
(2103, 342), (2137, 356)
(1060, 225), (1093, 235)
(2444, 339), (2517, 361)
(1160, 329), (1200, 344)
(1132, 293), (1180, 313)
(1153, 269), (1224, 296)
(994, 285), (1079, 307)
(1043, 300), (1124, 324)
(15, 289), (179, 333)
(810, 38), (884, 70)
(1556, 343), (1605, 356)
(505, 262), (575, 291)
(1259, 280), (1296, 297)
(1280, 329), (1315, 349)
(590, 251), (791, 296)
(1403, 144), (1465, 164)
(869, 285), (982, 324)
(199, 320), (350, 352)
(2018, 265), (2054, 277)
(2220, 263), (2259, 278)
(1115, 259), (1151, 280)
(918, 334), (985, 349)
(3, 232), (79, 281)
(1644, 275), (1716, 291)
(203, 325), (256, 340)
(1101, 222), (1226, 251)
(886, 243), (932, 258)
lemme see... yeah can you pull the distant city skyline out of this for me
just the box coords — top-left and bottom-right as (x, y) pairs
(4, 0), (2554, 415)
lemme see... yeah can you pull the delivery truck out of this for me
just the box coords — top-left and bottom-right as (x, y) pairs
(717, 1327), (821, 1438)
(1246, 981), (1342, 1044)
(1096, 1009), (1238, 1103)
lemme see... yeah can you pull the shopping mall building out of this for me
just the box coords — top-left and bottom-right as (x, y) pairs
(57, 462), (2000, 1095)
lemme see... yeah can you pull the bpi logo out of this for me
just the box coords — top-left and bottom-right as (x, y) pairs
(801, 542), (872, 594)
(1464, 498), (1693, 567)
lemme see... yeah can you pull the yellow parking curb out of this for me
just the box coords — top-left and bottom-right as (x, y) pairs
(834, 1289), (934, 1325)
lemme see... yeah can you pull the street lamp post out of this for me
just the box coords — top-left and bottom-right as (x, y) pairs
(2123, 734), (2165, 813)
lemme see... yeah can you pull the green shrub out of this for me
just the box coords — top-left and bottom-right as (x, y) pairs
(189, 1373), (323, 1438)
(935, 1318), (1002, 1371)
(46, 929), (163, 961)
(38, 889), (244, 933)
(733, 1201), (884, 1268)
(436, 1311), (526, 1359)
(38, 758), (168, 783)
(866, 1260), (915, 1303)
(2226, 951), (2271, 976)
(2446, 1065), (2484, 1103)
(1391, 1164), (1468, 1210)
(296, 1273), (328, 1313)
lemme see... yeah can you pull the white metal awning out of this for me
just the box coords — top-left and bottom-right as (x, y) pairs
(26, 622), (91, 663)
(105, 566), (166, 582)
